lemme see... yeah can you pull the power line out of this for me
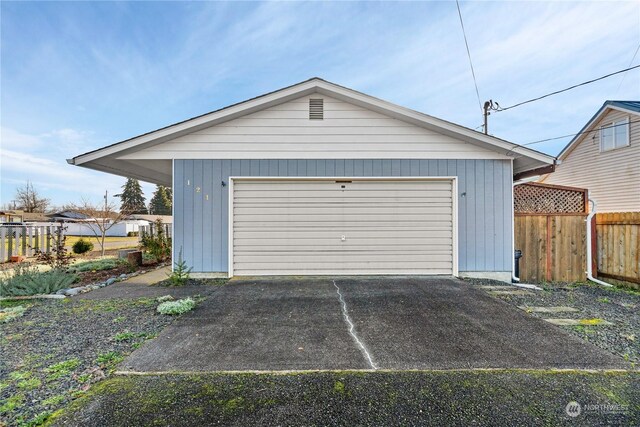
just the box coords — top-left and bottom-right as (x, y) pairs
(616, 43), (640, 93)
(494, 64), (640, 112)
(521, 118), (638, 146)
(455, 0), (483, 117)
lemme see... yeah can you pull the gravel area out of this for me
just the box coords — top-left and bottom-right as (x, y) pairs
(51, 371), (639, 426)
(0, 297), (175, 426)
(465, 279), (640, 365)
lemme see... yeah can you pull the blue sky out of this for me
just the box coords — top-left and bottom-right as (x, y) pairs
(1, 1), (639, 208)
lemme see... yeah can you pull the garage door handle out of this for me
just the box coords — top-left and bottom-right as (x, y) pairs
(341, 235), (346, 241)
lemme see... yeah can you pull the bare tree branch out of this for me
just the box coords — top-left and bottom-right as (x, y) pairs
(68, 197), (132, 256)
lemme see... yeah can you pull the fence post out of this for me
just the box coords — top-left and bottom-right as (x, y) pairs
(21, 226), (27, 256)
(0, 227), (5, 262)
(7, 227), (14, 258)
(46, 227), (51, 253)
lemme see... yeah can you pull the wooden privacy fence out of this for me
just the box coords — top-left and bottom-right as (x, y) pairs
(596, 212), (640, 284)
(0, 223), (64, 262)
(514, 183), (588, 282)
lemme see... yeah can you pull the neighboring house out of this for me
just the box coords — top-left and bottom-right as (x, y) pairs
(69, 78), (555, 280)
(0, 210), (48, 223)
(48, 210), (143, 237)
(541, 101), (640, 212)
(126, 214), (173, 224)
(0, 210), (25, 223)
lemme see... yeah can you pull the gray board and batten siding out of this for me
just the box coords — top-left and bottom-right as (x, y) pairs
(173, 159), (513, 276)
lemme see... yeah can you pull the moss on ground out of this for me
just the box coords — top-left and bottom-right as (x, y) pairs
(45, 371), (640, 426)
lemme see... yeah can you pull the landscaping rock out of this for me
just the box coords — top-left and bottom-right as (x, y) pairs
(65, 288), (81, 296)
(105, 278), (117, 286)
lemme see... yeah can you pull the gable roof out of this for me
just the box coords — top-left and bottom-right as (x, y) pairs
(69, 78), (555, 181)
(557, 100), (640, 160)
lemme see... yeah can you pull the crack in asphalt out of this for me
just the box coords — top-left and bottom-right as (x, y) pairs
(333, 280), (378, 370)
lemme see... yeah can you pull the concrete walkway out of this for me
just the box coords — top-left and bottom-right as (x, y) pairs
(76, 266), (222, 300)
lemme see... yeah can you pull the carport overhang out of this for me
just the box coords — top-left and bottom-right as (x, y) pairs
(67, 78), (556, 185)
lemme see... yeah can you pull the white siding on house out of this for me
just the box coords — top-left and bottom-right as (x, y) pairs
(543, 108), (640, 212)
(119, 95), (510, 161)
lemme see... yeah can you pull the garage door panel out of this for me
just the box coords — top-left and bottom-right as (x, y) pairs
(234, 181), (452, 191)
(238, 269), (454, 276)
(233, 207), (451, 215)
(234, 190), (452, 199)
(234, 254), (453, 263)
(234, 214), (454, 222)
(234, 221), (452, 229)
(231, 179), (455, 276)
(234, 229), (453, 239)
(234, 196), (453, 204)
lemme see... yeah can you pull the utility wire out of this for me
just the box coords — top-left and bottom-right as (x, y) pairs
(455, 0), (483, 117)
(521, 118), (638, 146)
(494, 64), (640, 112)
(616, 43), (640, 93)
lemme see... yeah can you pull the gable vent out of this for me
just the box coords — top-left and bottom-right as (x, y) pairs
(309, 98), (324, 120)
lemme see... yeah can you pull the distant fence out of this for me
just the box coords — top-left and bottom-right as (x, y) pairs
(596, 212), (640, 284)
(0, 223), (64, 263)
(140, 223), (172, 238)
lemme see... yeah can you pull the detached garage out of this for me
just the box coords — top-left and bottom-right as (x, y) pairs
(69, 78), (555, 281)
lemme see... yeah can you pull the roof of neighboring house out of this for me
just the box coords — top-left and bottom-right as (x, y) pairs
(557, 100), (640, 160)
(47, 210), (91, 220)
(68, 78), (555, 182)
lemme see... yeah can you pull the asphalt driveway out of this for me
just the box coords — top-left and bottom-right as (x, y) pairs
(122, 277), (628, 372)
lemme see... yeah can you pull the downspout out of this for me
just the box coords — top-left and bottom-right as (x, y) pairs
(586, 197), (613, 287)
(511, 181), (520, 283)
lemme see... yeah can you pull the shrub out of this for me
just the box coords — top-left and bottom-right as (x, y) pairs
(0, 306), (27, 323)
(157, 298), (195, 315)
(72, 239), (94, 254)
(0, 264), (78, 297)
(67, 258), (124, 273)
(140, 219), (171, 262)
(167, 249), (192, 286)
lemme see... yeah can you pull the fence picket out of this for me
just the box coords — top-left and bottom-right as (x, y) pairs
(596, 212), (640, 284)
(0, 224), (64, 263)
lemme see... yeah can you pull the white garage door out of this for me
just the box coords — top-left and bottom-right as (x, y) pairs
(230, 178), (457, 276)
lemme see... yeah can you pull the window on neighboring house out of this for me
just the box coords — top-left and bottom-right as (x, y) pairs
(600, 117), (629, 152)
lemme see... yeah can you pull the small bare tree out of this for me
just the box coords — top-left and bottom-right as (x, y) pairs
(70, 196), (130, 256)
(14, 181), (50, 212)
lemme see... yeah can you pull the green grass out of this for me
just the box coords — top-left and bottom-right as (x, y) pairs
(45, 359), (81, 381)
(41, 395), (66, 407)
(96, 351), (124, 367)
(0, 394), (25, 414)
(114, 331), (157, 342)
(17, 377), (42, 391)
